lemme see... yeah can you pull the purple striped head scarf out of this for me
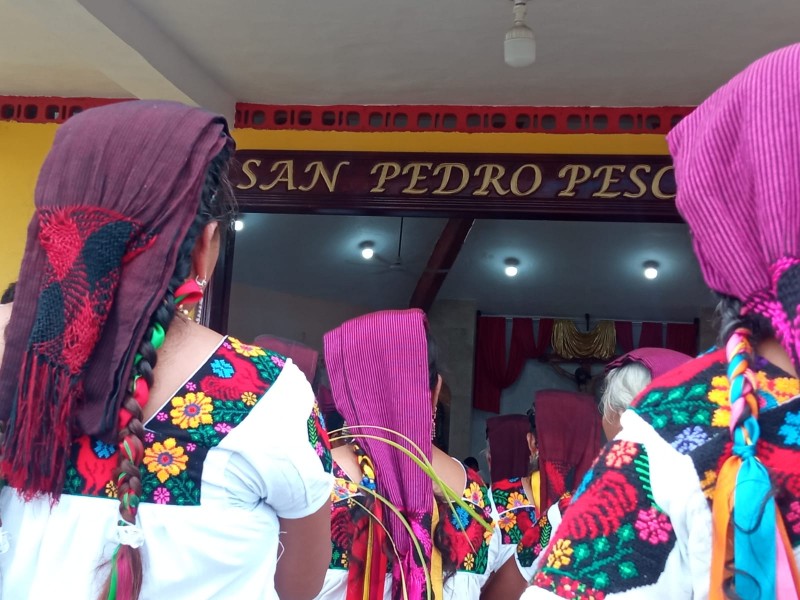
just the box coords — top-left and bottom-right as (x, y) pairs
(668, 43), (800, 369)
(324, 309), (434, 600)
(668, 44), (800, 597)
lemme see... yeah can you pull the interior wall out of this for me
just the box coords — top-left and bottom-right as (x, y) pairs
(428, 298), (477, 460)
(469, 360), (587, 480)
(228, 281), (371, 351)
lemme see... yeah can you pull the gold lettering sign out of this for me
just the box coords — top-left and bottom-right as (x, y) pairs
(431, 163), (470, 195)
(558, 165), (592, 197)
(230, 152), (677, 216)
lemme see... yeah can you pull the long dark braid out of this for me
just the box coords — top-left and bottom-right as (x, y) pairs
(98, 144), (234, 600)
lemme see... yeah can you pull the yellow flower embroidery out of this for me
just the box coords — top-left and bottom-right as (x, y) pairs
(506, 491), (527, 510)
(105, 480), (118, 498)
(547, 539), (574, 569)
(708, 375), (731, 427)
(144, 437), (189, 483)
(499, 511), (517, 532)
(230, 338), (266, 357)
(241, 391), (258, 407)
(331, 478), (360, 502)
(463, 553), (475, 571)
(484, 524), (494, 542)
(170, 392), (214, 429)
(771, 375), (799, 397)
(467, 481), (484, 505)
(701, 469), (718, 499)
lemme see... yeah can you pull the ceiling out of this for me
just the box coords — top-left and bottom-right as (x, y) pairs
(231, 213), (715, 323)
(0, 4), (130, 98)
(2, 0), (799, 106)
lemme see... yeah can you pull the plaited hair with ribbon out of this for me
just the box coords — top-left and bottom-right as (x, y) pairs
(0, 101), (234, 600)
(668, 44), (800, 598)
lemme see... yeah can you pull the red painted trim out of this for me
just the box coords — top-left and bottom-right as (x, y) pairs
(0, 96), (695, 135)
(0, 96), (128, 124)
(234, 104), (695, 134)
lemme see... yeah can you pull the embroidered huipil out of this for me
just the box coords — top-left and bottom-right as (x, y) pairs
(491, 477), (574, 584)
(491, 477), (539, 581)
(523, 350), (800, 599)
(0, 337), (333, 599)
(315, 462), (502, 600)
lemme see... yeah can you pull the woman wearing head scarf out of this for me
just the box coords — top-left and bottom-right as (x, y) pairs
(484, 391), (602, 600)
(486, 414), (533, 483)
(524, 45), (800, 599)
(317, 309), (500, 600)
(600, 348), (692, 440)
(0, 101), (332, 600)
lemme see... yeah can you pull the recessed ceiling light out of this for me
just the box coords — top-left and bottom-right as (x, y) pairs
(234, 219), (244, 232)
(504, 257), (520, 277)
(643, 260), (659, 280)
(359, 241), (375, 260)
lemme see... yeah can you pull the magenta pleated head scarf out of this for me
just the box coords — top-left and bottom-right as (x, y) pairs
(0, 100), (231, 498)
(668, 43), (800, 369)
(604, 348), (692, 379)
(486, 414), (531, 482)
(324, 309), (434, 600)
(668, 44), (800, 596)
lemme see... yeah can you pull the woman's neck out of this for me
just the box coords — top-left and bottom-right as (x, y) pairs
(756, 337), (798, 377)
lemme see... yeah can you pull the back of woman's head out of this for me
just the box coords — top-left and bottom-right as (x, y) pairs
(668, 44), (800, 597)
(485, 414), (531, 481)
(323, 308), (437, 600)
(600, 361), (651, 424)
(0, 100), (234, 600)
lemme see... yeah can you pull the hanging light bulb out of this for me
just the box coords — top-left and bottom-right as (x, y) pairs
(505, 0), (536, 68)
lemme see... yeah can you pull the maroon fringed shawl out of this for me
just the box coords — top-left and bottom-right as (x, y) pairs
(534, 389), (603, 510)
(486, 414), (531, 482)
(0, 101), (230, 499)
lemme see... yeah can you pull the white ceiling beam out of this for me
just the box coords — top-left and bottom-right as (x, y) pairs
(10, 0), (235, 123)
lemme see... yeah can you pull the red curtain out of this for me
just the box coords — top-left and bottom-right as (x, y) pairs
(473, 316), (553, 412)
(639, 322), (664, 348)
(614, 321), (634, 353)
(666, 322), (699, 356)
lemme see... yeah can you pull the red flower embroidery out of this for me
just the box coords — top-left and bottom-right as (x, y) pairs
(555, 575), (579, 598)
(200, 347), (268, 400)
(560, 469), (639, 540)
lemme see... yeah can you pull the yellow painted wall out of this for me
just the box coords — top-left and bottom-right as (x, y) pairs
(0, 122), (669, 286)
(0, 122), (58, 287)
(233, 129), (669, 155)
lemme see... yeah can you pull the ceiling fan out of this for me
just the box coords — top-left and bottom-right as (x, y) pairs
(353, 218), (420, 277)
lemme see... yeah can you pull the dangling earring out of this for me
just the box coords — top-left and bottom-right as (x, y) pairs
(431, 406), (438, 441)
(174, 276), (207, 316)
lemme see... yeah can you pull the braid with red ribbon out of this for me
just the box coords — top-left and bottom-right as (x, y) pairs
(99, 145), (233, 600)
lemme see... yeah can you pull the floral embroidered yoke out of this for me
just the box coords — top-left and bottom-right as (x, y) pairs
(320, 462), (500, 599)
(436, 467), (495, 576)
(491, 477), (538, 573)
(63, 337), (331, 505)
(524, 349), (800, 600)
(0, 336), (333, 599)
